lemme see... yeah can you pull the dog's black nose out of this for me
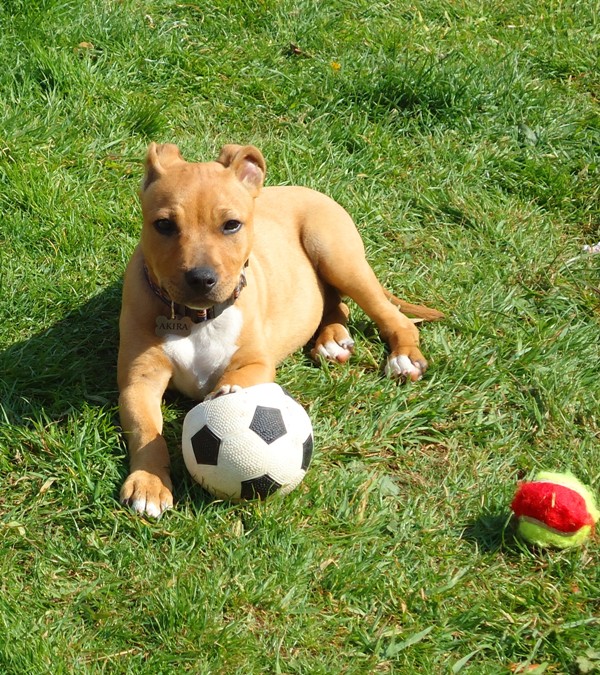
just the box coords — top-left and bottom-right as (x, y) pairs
(184, 267), (218, 293)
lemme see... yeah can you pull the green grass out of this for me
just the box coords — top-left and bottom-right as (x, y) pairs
(1, 0), (599, 672)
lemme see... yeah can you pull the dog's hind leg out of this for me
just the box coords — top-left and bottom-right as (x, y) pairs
(311, 289), (354, 363)
(300, 192), (435, 381)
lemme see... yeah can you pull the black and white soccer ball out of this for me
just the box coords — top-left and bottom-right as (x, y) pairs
(182, 383), (314, 501)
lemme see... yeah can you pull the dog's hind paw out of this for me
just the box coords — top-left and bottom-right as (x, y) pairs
(385, 353), (427, 382)
(311, 338), (355, 364)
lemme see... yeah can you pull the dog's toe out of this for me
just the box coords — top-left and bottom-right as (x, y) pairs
(120, 470), (173, 518)
(385, 354), (425, 382)
(312, 338), (355, 364)
(205, 384), (243, 400)
(128, 497), (164, 518)
(123, 494), (172, 518)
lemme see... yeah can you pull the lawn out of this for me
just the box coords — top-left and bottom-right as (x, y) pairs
(0, 0), (599, 672)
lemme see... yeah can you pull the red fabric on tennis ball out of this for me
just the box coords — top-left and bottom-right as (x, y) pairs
(511, 471), (600, 542)
(512, 481), (594, 533)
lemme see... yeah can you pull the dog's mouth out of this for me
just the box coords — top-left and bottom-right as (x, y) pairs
(163, 283), (226, 310)
(145, 262), (247, 313)
(179, 295), (223, 311)
(163, 271), (247, 311)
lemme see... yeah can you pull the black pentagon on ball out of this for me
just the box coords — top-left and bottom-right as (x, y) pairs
(191, 425), (221, 465)
(302, 434), (313, 471)
(241, 474), (282, 500)
(249, 405), (287, 444)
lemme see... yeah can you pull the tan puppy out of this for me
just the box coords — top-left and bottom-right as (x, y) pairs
(118, 143), (443, 517)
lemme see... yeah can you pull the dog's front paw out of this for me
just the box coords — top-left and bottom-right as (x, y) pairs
(205, 384), (243, 400)
(385, 350), (428, 382)
(120, 470), (173, 518)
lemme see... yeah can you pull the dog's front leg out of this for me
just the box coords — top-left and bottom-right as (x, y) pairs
(119, 368), (173, 517)
(208, 348), (276, 398)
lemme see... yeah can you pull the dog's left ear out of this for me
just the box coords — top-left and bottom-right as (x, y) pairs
(142, 142), (184, 191)
(217, 144), (266, 196)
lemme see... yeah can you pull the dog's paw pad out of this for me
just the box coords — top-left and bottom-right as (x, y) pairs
(385, 354), (424, 382)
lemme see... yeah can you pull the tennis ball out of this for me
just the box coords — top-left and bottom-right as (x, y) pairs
(511, 471), (599, 549)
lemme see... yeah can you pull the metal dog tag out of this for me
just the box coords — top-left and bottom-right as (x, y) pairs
(155, 315), (193, 337)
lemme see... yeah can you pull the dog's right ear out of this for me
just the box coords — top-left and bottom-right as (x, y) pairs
(142, 142), (183, 191)
(217, 144), (266, 196)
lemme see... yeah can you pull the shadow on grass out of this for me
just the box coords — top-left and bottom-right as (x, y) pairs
(461, 510), (519, 553)
(0, 280), (225, 512)
(0, 282), (122, 424)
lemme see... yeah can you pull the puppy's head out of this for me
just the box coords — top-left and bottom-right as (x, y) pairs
(140, 142), (266, 309)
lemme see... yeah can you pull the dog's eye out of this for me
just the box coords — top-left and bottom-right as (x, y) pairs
(223, 219), (243, 234)
(154, 218), (177, 236)
(223, 219), (242, 234)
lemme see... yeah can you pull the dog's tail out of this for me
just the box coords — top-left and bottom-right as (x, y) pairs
(385, 290), (445, 321)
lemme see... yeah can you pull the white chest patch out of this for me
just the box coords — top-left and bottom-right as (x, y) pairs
(161, 306), (243, 399)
